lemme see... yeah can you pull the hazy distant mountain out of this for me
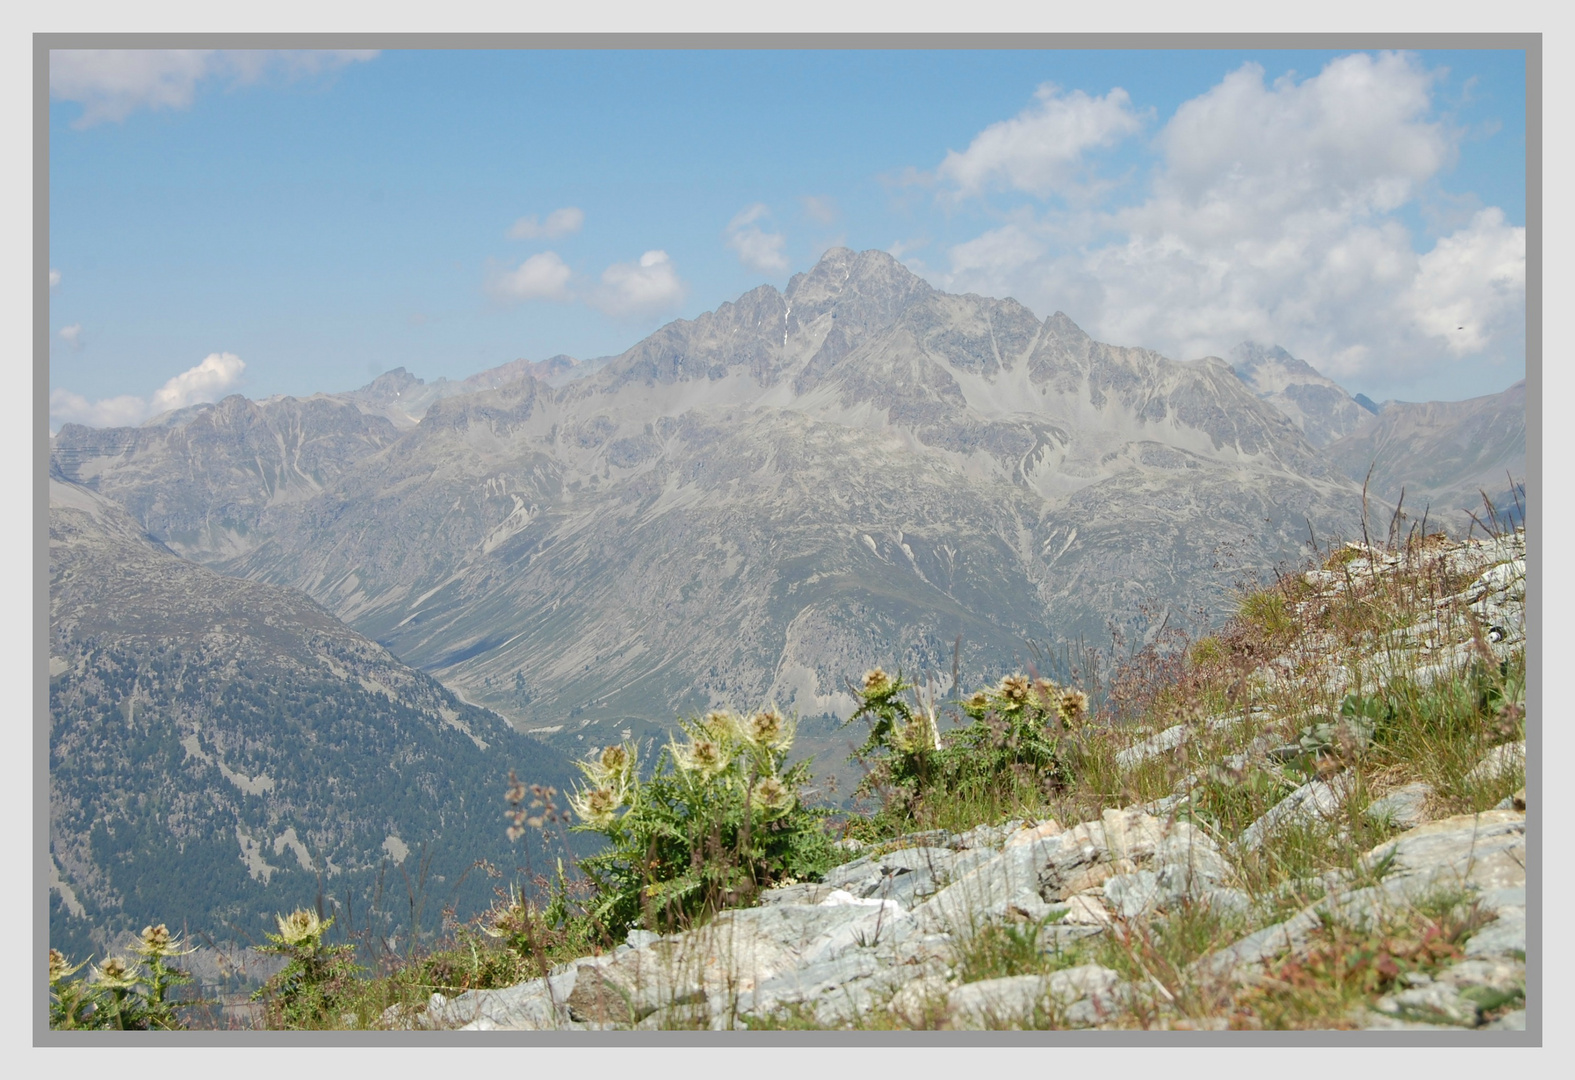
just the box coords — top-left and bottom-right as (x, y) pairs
(48, 477), (575, 960)
(330, 354), (610, 429)
(55, 250), (1378, 760)
(1229, 341), (1377, 448)
(1324, 380), (1528, 528)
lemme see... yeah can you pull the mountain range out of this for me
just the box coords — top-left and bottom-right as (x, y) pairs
(48, 248), (1527, 949)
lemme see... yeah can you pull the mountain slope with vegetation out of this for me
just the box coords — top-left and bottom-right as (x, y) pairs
(48, 477), (577, 966)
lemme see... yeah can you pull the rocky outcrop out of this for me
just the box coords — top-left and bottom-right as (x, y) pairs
(394, 794), (1524, 1031)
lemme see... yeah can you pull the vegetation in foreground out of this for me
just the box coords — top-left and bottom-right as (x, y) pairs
(49, 508), (1526, 1031)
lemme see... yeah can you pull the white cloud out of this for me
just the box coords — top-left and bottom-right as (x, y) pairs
(726, 204), (789, 274)
(149, 352), (247, 414)
(936, 84), (1145, 199)
(1404, 208), (1526, 357)
(49, 49), (377, 127)
(50, 352), (246, 429)
(593, 250), (687, 318)
(58, 324), (83, 350)
(935, 52), (1524, 394)
(49, 269), (61, 289)
(490, 251), (574, 303)
(801, 195), (838, 225)
(507, 207), (585, 241)
(48, 390), (151, 429)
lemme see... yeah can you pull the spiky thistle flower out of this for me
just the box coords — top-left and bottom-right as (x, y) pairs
(889, 702), (942, 754)
(274, 908), (326, 948)
(92, 956), (140, 990)
(673, 736), (729, 778)
(131, 923), (192, 961)
(742, 707), (792, 751)
(998, 674), (1031, 708)
(49, 948), (87, 985)
(753, 775), (795, 817)
(701, 710), (742, 741)
(568, 784), (622, 829)
(590, 743), (636, 791)
(862, 668), (894, 697)
(1030, 677), (1059, 709)
(1056, 687), (1089, 728)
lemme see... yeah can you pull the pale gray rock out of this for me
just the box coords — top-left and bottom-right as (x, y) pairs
(1483, 1009), (1526, 1030)
(1465, 742), (1525, 786)
(429, 967), (578, 1030)
(1373, 981), (1481, 1027)
(1365, 782), (1433, 830)
(1237, 774), (1355, 850)
(946, 964), (1123, 1030)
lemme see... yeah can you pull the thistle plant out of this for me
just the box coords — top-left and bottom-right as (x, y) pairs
(48, 923), (197, 1030)
(251, 908), (363, 1029)
(847, 667), (1084, 829)
(48, 948), (97, 1030)
(565, 707), (833, 937)
(128, 923), (195, 1030)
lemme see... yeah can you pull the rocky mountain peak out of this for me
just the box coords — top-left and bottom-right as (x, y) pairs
(785, 248), (933, 329)
(1229, 341), (1318, 383)
(1227, 341), (1374, 448)
(354, 367), (426, 403)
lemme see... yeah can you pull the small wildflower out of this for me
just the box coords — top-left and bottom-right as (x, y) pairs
(964, 690), (990, 713)
(863, 668), (894, 696)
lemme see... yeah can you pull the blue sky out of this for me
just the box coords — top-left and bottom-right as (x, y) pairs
(47, 47), (1527, 429)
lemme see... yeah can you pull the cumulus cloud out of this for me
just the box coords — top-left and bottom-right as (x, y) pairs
(49, 49), (377, 127)
(490, 251), (574, 303)
(726, 204), (789, 274)
(1404, 207), (1526, 357)
(936, 84), (1145, 200)
(49, 268), (61, 289)
(58, 324), (83, 350)
(50, 352), (246, 429)
(592, 250), (687, 318)
(935, 52), (1524, 394)
(507, 207), (585, 241)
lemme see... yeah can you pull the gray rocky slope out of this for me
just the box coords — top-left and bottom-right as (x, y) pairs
(51, 249), (1380, 752)
(1324, 381), (1527, 527)
(48, 477), (577, 961)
